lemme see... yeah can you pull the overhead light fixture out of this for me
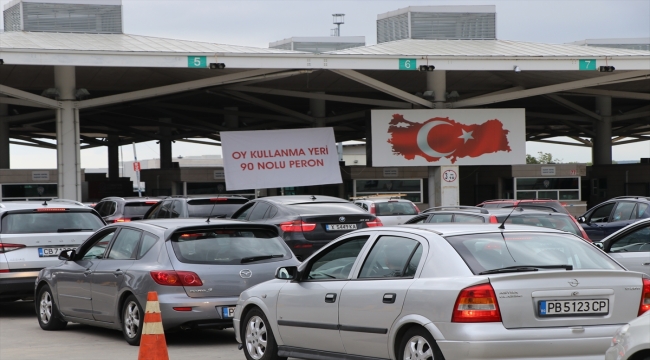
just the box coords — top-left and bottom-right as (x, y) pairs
(447, 90), (460, 99)
(209, 63), (226, 69)
(75, 88), (90, 100)
(41, 88), (60, 99)
(419, 65), (435, 72)
(599, 66), (615, 72)
(513, 66), (521, 73)
(422, 90), (435, 99)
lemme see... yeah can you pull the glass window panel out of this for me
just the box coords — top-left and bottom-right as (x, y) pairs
(108, 228), (142, 260)
(538, 191), (558, 200)
(428, 214), (453, 223)
(559, 191), (580, 200)
(138, 233), (158, 258)
(589, 203), (615, 223)
(81, 230), (117, 260)
(516, 191), (537, 200)
(635, 204), (649, 219)
(355, 179), (421, 193)
(454, 214), (485, 223)
(612, 202), (636, 222)
(307, 237), (369, 280)
(358, 237), (420, 278)
(516, 178), (579, 190)
(610, 225), (650, 253)
(249, 202), (271, 221)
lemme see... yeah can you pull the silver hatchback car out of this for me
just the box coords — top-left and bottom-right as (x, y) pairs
(234, 224), (650, 360)
(35, 219), (299, 345)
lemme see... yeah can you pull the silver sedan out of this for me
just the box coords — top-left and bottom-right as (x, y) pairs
(34, 219), (299, 345)
(234, 224), (650, 360)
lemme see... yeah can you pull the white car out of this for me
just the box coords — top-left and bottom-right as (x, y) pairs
(606, 311), (650, 360)
(352, 197), (420, 225)
(233, 224), (650, 360)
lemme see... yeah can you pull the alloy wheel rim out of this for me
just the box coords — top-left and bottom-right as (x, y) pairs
(245, 316), (268, 360)
(124, 301), (140, 338)
(404, 335), (434, 360)
(39, 291), (52, 324)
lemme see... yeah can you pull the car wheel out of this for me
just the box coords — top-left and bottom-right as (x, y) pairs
(242, 308), (286, 360)
(122, 295), (143, 346)
(398, 326), (444, 360)
(36, 285), (67, 330)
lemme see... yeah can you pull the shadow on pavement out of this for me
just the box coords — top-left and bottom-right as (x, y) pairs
(0, 300), (36, 318)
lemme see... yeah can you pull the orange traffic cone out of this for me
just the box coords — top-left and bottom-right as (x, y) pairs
(138, 291), (169, 360)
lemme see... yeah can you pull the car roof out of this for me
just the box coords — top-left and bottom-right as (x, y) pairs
(165, 195), (248, 200)
(117, 218), (275, 238)
(355, 198), (413, 203)
(256, 195), (349, 205)
(100, 197), (162, 202)
(0, 201), (92, 212)
(356, 223), (570, 237)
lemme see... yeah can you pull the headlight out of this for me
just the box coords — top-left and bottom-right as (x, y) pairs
(611, 324), (630, 346)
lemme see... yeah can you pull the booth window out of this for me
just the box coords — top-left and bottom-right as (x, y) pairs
(514, 177), (580, 201)
(354, 179), (423, 203)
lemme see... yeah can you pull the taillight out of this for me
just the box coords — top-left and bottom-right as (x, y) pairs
(639, 278), (650, 316)
(114, 218), (131, 223)
(145, 201), (158, 204)
(0, 243), (26, 253)
(0, 269), (8, 273)
(280, 220), (316, 232)
(412, 204), (421, 214)
(150, 271), (203, 286)
(452, 283), (502, 323)
(173, 307), (193, 312)
(210, 198), (227, 202)
(293, 244), (313, 249)
(489, 215), (498, 223)
(36, 208), (68, 212)
(366, 218), (383, 227)
(369, 203), (376, 215)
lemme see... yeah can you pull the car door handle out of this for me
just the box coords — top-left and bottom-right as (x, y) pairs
(324, 293), (337, 303)
(383, 293), (396, 304)
(113, 269), (124, 277)
(83, 269), (92, 276)
(642, 263), (650, 266)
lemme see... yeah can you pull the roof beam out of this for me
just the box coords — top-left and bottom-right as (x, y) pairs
(557, 119), (596, 137)
(224, 85), (413, 109)
(330, 69), (434, 108)
(143, 106), (228, 131)
(155, 102), (299, 124)
(176, 139), (221, 147)
(612, 136), (650, 146)
(0, 97), (54, 109)
(613, 110), (650, 122)
(0, 85), (61, 109)
(76, 69), (287, 110)
(564, 88), (650, 101)
(473, 86), (525, 98)
(544, 94), (603, 121)
(325, 111), (367, 124)
(528, 139), (591, 147)
(527, 112), (591, 122)
(450, 70), (650, 108)
(9, 140), (56, 149)
(222, 90), (314, 123)
(4, 110), (56, 124)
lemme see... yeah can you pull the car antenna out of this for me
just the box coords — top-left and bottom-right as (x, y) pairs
(42, 199), (48, 206)
(310, 195), (316, 200)
(498, 202), (520, 230)
(206, 193), (221, 224)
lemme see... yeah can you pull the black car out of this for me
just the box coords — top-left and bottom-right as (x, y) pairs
(405, 206), (590, 240)
(578, 196), (650, 241)
(94, 197), (161, 223)
(230, 195), (382, 260)
(143, 195), (249, 220)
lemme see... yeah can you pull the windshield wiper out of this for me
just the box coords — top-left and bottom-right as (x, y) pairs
(479, 264), (573, 275)
(240, 254), (284, 264)
(57, 228), (93, 233)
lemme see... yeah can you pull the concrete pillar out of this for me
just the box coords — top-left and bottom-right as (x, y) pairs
(159, 118), (173, 169)
(55, 66), (82, 201)
(107, 135), (120, 180)
(0, 101), (9, 169)
(592, 96), (613, 165)
(310, 96), (326, 127)
(427, 70), (446, 108)
(224, 107), (239, 128)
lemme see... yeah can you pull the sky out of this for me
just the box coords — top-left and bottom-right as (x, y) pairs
(3, 0), (650, 168)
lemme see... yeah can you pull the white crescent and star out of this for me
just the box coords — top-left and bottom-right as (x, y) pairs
(416, 121), (474, 158)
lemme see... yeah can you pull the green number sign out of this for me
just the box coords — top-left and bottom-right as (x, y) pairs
(399, 58), (417, 70)
(188, 56), (207, 68)
(579, 59), (597, 71)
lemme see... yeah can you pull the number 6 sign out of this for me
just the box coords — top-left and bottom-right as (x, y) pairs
(443, 169), (457, 183)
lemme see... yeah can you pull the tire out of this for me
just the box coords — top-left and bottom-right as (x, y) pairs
(241, 308), (286, 360)
(398, 326), (445, 360)
(121, 295), (144, 346)
(36, 285), (67, 331)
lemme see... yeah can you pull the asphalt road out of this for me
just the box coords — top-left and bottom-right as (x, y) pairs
(0, 300), (261, 360)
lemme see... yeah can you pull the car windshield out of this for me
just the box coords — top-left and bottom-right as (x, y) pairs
(446, 232), (620, 275)
(124, 202), (157, 216)
(1, 212), (104, 234)
(375, 202), (418, 216)
(170, 228), (290, 264)
(290, 203), (366, 214)
(496, 214), (581, 236)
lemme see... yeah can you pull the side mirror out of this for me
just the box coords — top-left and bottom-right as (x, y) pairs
(58, 249), (76, 261)
(593, 242), (604, 249)
(275, 266), (299, 281)
(577, 216), (587, 224)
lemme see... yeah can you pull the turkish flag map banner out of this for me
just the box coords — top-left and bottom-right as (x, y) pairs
(371, 109), (525, 166)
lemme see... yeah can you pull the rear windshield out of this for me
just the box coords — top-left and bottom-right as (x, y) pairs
(187, 199), (248, 218)
(446, 232), (620, 275)
(1, 212), (104, 234)
(375, 202), (418, 216)
(170, 228), (290, 265)
(124, 202), (158, 217)
(496, 214), (581, 236)
(290, 203), (367, 214)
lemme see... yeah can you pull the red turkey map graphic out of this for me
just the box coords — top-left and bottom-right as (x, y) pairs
(387, 114), (511, 164)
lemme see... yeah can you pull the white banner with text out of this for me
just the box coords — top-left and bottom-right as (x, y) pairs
(221, 128), (342, 191)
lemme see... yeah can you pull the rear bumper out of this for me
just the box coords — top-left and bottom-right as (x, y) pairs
(434, 322), (621, 360)
(155, 292), (239, 330)
(0, 271), (39, 300)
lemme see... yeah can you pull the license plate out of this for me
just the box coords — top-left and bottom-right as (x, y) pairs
(38, 247), (75, 257)
(326, 224), (357, 231)
(538, 299), (609, 316)
(221, 306), (236, 319)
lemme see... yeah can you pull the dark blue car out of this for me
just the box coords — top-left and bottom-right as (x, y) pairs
(578, 196), (650, 241)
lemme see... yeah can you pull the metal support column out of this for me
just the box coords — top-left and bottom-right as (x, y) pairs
(593, 96), (613, 165)
(426, 71), (446, 207)
(107, 134), (120, 180)
(224, 107), (239, 128)
(55, 66), (82, 201)
(0, 101), (9, 169)
(311, 96), (326, 127)
(159, 118), (173, 169)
